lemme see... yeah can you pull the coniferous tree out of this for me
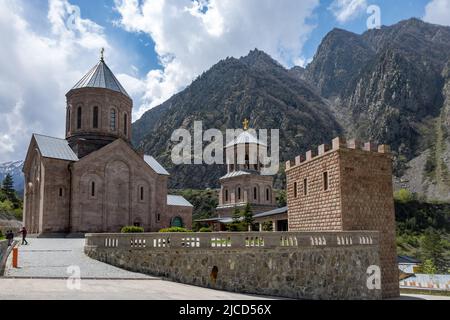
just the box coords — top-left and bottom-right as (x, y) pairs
(2, 174), (14, 198)
(242, 203), (254, 231)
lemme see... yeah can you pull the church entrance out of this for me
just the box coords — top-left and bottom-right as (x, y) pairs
(105, 161), (130, 232)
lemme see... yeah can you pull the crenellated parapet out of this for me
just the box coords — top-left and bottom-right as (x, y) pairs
(285, 137), (391, 171)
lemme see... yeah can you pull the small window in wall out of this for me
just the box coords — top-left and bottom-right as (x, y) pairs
(323, 172), (329, 191)
(225, 189), (229, 202)
(77, 107), (82, 129)
(124, 113), (128, 136)
(237, 187), (241, 200)
(294, 182), (298, 198)
(266, 188), (270, 201)
(140, 186), (144, 201)
(303, 178), (308, 196)
(110, 109), (117, 131)
(157, 214), (161, 222)
(254, 187), (257, 200)
(59, 188), (64, 197)
(91, 181), (96, 198)
(93, 106), (99, 129)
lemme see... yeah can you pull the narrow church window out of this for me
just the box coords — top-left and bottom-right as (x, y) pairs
(304, 178), (308, 196)
(157, 214), (161, 222)
(254, 187), (257, 200)
(237, 187), (241, 200)
(294, 182), (298, 198)
(91, 181), (96, 197)
(93, 106), (99, 129)
(124, 113), (128, 136)
(323, 172), (329, 191)
(110, 109), (116, 131)
(225, 189), (229, 202)
(140, 186), (144, 201)
(77, 107), (82, 129)
(59, 188), (63, 197)
(266, 188), (270, 201)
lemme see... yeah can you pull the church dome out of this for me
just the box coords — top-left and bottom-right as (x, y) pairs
(71, 57), (130, 98)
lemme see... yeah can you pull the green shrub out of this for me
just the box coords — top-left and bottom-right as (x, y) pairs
(121, 226), (144, 233)
(199, 227), (212, 233)
(159, 227), (192, 233)
(394, 189), (415, 203)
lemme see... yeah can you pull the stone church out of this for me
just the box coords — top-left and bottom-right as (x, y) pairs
(22, 55), (193, 235)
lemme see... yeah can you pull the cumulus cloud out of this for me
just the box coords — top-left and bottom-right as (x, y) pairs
(113, 0), (320, 118)
(329, 0), (368, 23)
(423, 0), (450, 26)
(0, 0), (108, 162)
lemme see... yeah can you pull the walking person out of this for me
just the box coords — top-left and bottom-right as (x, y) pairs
(19, 227), (28, 245)
(6, 230), (14, 246)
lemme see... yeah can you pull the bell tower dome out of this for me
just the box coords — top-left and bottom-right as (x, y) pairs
(65, 50), (132, 158)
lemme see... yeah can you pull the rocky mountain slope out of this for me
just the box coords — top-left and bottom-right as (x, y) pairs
(133, 49), (342, 188)
(133, 18), (450, 201)
(299, 18), (450, 201)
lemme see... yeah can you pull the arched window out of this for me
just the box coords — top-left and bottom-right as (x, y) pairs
(140, 186), (144, 201)
(91, 181), (96, 198)
(93, 106), (99, 129)
(110, 109), (117, 131)
(124, 113), (128, 136)
(67, 108), (71, 132)
(171, 217), (183, 228)
(237, 187), (241, 200)
(77, 107), (82, 129)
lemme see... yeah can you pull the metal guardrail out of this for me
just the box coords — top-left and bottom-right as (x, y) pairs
(85, 231), (379, 250)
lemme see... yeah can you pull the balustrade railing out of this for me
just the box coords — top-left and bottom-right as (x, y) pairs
(85, 231), (379, 251)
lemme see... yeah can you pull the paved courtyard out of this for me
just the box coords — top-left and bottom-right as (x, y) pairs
(1, 238), (275, 300)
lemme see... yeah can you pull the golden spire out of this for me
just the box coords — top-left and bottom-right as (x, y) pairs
(100, 47), (105, 62)
(243, 118), (250, 131)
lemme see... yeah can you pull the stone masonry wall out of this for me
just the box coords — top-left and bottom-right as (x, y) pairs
(286, 150), (342, 231)
(85, 232), (381, 300)
(286, 137), (399, 298)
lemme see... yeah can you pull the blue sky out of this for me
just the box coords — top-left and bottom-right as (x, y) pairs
(0, 0), (449, 162)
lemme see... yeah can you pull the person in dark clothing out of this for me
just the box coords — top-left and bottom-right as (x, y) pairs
(6, 230), (14, 246)
(19, 227), (28, 245)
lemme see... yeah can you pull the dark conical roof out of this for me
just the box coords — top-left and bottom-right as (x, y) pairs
(71, 59), (130, 98)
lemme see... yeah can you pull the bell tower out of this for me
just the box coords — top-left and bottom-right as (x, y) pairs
(216, 119), (277, 218)
(65, 49), (133, 158)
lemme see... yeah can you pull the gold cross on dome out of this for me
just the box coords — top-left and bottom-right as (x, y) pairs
(100, 48), (105, 61)
(243, 118), (250, 131)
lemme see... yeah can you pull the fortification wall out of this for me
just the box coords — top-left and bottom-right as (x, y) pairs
(85, 232), (382, 300)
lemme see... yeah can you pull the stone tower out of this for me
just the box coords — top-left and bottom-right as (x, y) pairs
(285, 137), (399, 298)
(65, 52), (132, 158)
(216, 120), (277, 219)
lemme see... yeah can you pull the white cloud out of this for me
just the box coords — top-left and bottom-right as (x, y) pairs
(0, 0), (109, 162)
(329, 0), (367, 23)
(423, 0), (450, 26)
(113, 0), (320, 118)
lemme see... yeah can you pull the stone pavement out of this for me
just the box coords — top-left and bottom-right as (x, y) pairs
(0, 279), (275, 300)
(5, 238), (154, 279)
(2, 238), (276, 300)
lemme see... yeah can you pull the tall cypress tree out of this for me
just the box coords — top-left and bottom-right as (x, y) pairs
(2, 174), (14, 198)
